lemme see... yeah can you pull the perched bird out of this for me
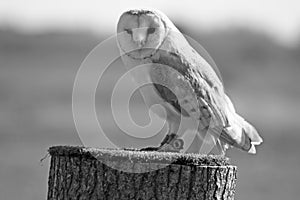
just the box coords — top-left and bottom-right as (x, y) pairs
(116, 9), (263, 155)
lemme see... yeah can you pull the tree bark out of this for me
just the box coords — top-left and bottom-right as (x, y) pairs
(47, 146), (237, 200)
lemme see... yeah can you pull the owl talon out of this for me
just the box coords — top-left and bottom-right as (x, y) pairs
(172, 138), (184, 150)
(158, 133), (184, 152)
(160, 133), (177, 146)
(140, 134), (184, 153)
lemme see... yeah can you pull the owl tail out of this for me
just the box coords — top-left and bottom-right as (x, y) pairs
(220, 114), (263, 154)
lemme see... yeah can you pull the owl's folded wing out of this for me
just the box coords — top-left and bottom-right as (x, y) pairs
(150, 42), (262, 153)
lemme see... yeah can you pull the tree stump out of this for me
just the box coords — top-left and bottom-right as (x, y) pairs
(47, 146), (237, 200)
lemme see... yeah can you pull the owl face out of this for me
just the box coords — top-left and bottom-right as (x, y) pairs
(117, 9), (167, 59)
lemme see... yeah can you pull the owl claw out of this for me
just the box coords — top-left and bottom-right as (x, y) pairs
(139, 133), (184, 153)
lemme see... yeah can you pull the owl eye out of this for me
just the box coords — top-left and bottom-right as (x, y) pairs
(147, 27), (156, 34)
(124, 29), (132, 34)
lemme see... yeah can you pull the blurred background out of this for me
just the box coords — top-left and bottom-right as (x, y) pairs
(1, 0), (300, 199)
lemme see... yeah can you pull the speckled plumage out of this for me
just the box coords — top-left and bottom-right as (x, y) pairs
(117, 9), (263, 154)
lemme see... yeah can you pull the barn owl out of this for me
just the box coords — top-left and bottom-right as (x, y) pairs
(116, 9), (263, 155)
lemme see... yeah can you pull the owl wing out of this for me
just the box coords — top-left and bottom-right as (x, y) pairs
(150, 48), (226, 130)
(152, 82), (190, 117)
(149, 38), (262, 153)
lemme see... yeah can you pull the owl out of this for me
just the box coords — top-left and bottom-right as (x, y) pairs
(116, 9), (263, 155)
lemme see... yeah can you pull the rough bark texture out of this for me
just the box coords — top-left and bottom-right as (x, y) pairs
(47, 146), (237, 200)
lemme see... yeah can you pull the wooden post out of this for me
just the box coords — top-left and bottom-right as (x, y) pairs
(47, 146), (237, 200)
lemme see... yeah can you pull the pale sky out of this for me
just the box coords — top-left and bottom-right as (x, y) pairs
(0, 0), (300, 45)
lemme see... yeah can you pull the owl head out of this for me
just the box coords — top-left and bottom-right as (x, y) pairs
(117, 9), (172, 59)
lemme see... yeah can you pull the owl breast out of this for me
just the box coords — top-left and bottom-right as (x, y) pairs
(125, 61), (171, 119)
(149, 64), (205, 120)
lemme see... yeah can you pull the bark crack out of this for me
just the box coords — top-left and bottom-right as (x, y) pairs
(222, 168), (231, 199)
(204, 167), (209, 200)
(90, 160), (98, 199)
(153, 169), (159, 200)
(174, 166), (182, 200)
(102, 164), (108, 200)
(75, 156), (83, 200)
(213, 168), (219, 200)
(187, 165), (196, 200)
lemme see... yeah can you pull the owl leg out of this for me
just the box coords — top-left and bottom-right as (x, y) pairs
(215, 138), (231, 156)
(158, 133), (184, 152)
(140, 110), (184, 152)
(215, 139), (226, 156)
(156, 112), (184, 152)
(199, 129), (227, 156)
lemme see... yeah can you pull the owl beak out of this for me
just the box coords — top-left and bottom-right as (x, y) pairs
(132, 30), (147, 48)
(134, 37), (146, 48)
(137, 41), (146, 48)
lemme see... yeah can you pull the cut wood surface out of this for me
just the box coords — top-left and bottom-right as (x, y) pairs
(47, 146), (237, 200)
